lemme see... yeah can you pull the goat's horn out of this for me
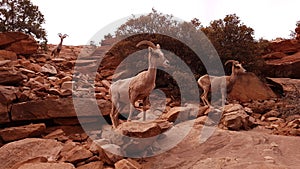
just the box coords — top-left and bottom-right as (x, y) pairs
(136, 40), (156, 49)
(225, 60), (238, 65)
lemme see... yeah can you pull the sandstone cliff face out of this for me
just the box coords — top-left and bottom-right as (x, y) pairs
(262, 39), (300, 78)
(0, 32), (299, 169)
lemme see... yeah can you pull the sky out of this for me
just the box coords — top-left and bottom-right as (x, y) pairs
(31, 0), (300, 45)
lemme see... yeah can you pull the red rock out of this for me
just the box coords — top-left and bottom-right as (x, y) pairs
(0, 138), (63, 169)
(262, 52), (286, 60)
(0, 85), (18, 104)
(0, 123), (46, 142)
(0, 32), (29, 46)
(17, 162), (75, 169)
(76, 161), (104, 169)
(115, 159), (142, 169)
(63, 146), (93, 163)
(0, 50), (17, 61)
(0, 103), (9, 123)
(5, 37), (38, 55)
(0, 68), (25, 85)
(228, 73), (277, 102)
(11, 98), (111, 121)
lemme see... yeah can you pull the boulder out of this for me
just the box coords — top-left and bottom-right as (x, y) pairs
(0, 32), (29, 46)
(228, 72), (277, 102)
(76, 161), (104, 169)
(264, 51), (300, 78)
(101, 144), (123, 164)
(115, 121), (171, 156)
(114, 159), (142, 169)
(0, 85), (18, 123)
(0, 123), (46, 142)
(0, 50), (17, 61)
(116, 121), (162, 138)
(221, 104), (254, 130)
(0, 103), (9, 123)
(0, 68), (25, 85)
(62, 146), (93, 163)
(262, 52), (286, 60)
(41, 64), (57, 75)
(11, 98), (111, 121)
(0, 138), (63, 169)
(17, 162), (75, 169)
(2, 32), (38, 55)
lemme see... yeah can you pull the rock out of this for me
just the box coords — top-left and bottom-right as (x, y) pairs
(228, 73), (277, 102)
(0, 138), (63, 169)
(41, 64), (57, 75)
(63, 146), (93, 163)
(0, 59), (11, 66)
(0, 32), (29, 46)
(27, 63), (42, 72)
(0, 50), (17, 61)
(267, 78), (300, 94)
(268, 39), (300, 55)
(262, 52), (286, 60)
(11, 157), (48, 169)
(0, 68), (25, 85)
(101, 79), (111, 88)
(11, 98), (109, 121)
(5, 36), (38, 55)
(261, 110), (281, 121)
(115, 121), (168, 156)
(114, 159), (142, 169)
(0, 123), (46, 142)
(116, 121), (162, 138)
(61, 81), (73, 90)
(0, 85), (18, 104)
(221, 105), (253, 130)
(101, 144), (123, 164)
(264, 51), (300, 78)
(87, 140), (119, 165)
(161, 106), (184, 122)
(0, 103), (9, 123)
(43, 129), (68, 141)
(76, 161), (104, 169)
(0, 86), (19, 120)
(17, 162), (75, 169)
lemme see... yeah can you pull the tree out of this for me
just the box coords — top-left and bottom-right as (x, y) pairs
(0, 0), (47, 43)
(201, 14), (257, 63)
(115, 8), (180, 37)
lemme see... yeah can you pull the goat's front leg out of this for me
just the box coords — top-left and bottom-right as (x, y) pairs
(110, 104), (119, 128)
(128, 103), (134, 121)
(142, 97), (149, 121)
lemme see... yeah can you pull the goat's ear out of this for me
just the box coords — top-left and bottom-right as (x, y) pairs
(156, 44), (160, 49)
(58, 33), (62, 37)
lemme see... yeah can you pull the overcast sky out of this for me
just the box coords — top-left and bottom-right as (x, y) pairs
(31, 0), (300, 45)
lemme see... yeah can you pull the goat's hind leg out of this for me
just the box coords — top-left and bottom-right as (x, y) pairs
(110, 103), (119, 128)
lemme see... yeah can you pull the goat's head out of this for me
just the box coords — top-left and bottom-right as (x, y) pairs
(58, 33), (68, 39)
(136, 40), (170, 68)
(225, 60), (246, 74)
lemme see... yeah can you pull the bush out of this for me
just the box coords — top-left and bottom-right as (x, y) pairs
(0, 0), (47, 44)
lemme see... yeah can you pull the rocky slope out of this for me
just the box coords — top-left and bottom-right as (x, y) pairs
(0, 32), (299, 169)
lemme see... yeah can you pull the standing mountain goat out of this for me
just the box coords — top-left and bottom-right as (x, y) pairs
(51, 33), (68, 57)
(110, 40), (170, 128)
(198, 60), (246, 107)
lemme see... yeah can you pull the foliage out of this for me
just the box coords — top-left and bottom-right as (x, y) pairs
(115, 8), (179, 37)
(0, 0), (47, 43)
(201, 14), (257, 63)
